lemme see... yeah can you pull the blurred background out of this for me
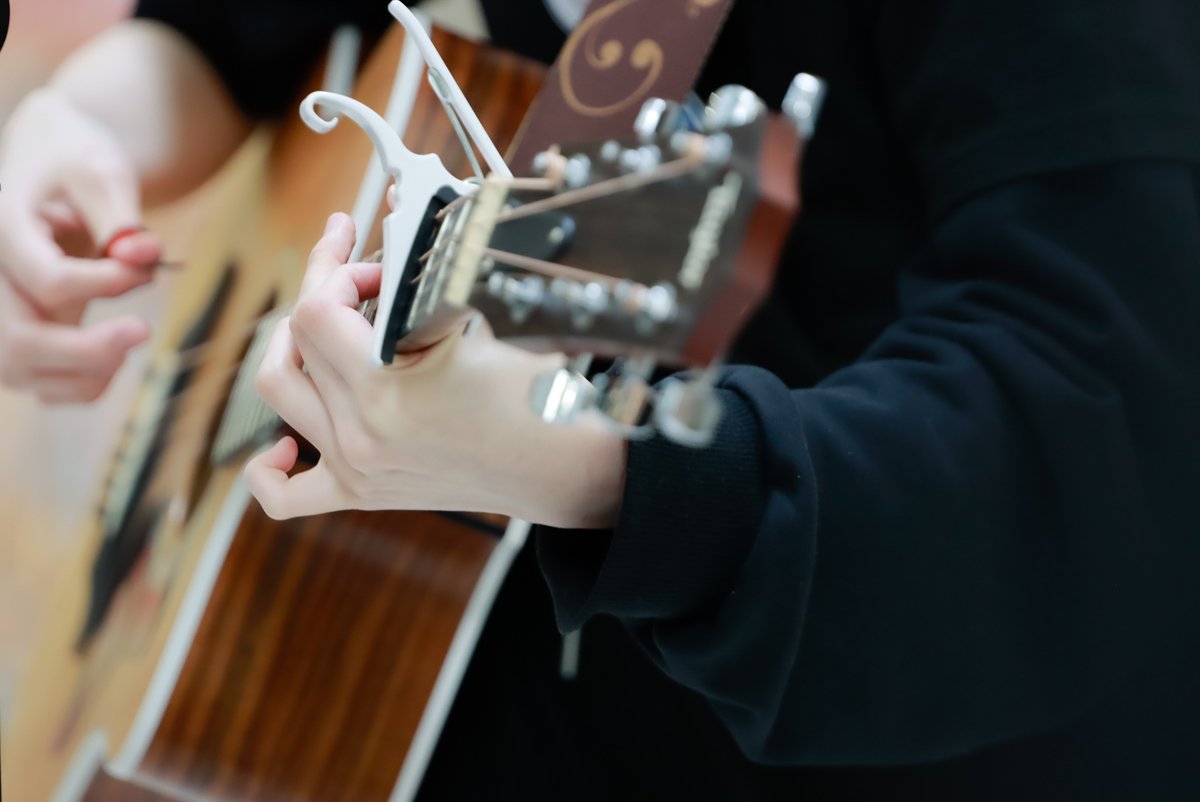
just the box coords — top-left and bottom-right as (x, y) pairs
(0, 0), (132, 121)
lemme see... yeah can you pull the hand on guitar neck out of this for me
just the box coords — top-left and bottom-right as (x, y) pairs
(247, 71), (810, 527)
(245, 212), (629, 529)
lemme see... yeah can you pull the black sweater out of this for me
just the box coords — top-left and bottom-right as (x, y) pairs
(137, 0), (1200, 798)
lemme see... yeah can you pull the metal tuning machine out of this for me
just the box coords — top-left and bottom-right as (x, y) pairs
(523, 75), (829, 448)
(530, 355), (659, 440)
(783, 72), (828, 139)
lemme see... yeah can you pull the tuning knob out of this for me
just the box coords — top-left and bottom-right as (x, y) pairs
(488, 273), (545, 324)
(590, 356), (658, 439)
(529, 367), (597, 424)
(704, 85), (766, 132)
(634, 98), (692, 143)
(551, 278), (609, 330)
(613, 281), (678, 335)
(563, 154), (592, 188)
(618, 145), (663, 174)
(783, 73), (827, 140)
(655, 377), (723, 448)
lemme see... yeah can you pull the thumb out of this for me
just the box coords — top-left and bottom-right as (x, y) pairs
(58, 145), (144, 252)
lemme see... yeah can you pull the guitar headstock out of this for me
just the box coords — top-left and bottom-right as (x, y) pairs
(376, 81), (825, 444)
(396, 86), (771, 362)
(379, 79), (824, 445)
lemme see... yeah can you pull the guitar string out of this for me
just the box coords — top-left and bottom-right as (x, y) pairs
(490, 149), (705, 224)
(480, 248), (628, 289)
(168, 150), (697, 372)
(434, 147), (570, 223)
(130, 152), (706, 448)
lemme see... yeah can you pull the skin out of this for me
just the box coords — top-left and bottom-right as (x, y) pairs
(244, 214), (628, 529)
(0, 21), (249, 403)
(1, 22), (627, 527)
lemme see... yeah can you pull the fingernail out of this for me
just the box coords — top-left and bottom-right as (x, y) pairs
(102, 224), (148, 258)
(113, 321), (149, 349)
(325, 213), (342, 234)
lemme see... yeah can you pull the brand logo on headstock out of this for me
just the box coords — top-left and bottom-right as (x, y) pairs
(680, 171), (743, 290)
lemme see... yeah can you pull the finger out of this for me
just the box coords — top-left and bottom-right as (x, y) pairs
(255, 319), (339, 454)
(7, 315), (148, 374)
(291, 325), (363, 434)
(0, 208), (65, 297)
(1, 214), (154, 308)
(290, 283), (379, 389)
(39, 199), (87, 235)
(59, 146), (144, 249)
(336, 261), (384, 306)
(29, 374), (111, 405)
(104, 228), (164, 270)
(244, 435), (300, 515)
(293, 262), (382, 358)
(45, 256), (155, 305)
(245, 440), (349, 520)
(300, 213), (357, 297)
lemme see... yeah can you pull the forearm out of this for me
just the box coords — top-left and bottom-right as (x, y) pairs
(48, 20), (251, 205)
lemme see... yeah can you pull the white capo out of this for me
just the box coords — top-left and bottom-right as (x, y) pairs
(299, 0), (512, 365)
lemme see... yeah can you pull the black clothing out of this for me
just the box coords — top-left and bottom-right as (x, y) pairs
(137, 0), (1200, 798)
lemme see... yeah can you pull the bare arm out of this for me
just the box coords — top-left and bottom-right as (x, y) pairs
(48, 19), (252, 205)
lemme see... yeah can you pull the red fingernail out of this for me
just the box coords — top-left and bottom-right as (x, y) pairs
(102, 225), (148, 258)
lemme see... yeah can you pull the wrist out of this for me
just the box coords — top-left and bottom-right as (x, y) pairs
(482, 342), (627, 529)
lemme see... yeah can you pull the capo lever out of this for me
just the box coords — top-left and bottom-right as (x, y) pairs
(299, 3), (512, 365)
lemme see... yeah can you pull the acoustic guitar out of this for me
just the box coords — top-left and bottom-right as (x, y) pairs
(3, 11), (808, 802)
(4, 22), (543, 802)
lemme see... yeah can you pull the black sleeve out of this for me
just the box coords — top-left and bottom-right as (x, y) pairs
(876, 0), (1200, 217)
(539, 160), (1200, 765)
(537, 0), (1200, 767)
(135, 0), (394, 120)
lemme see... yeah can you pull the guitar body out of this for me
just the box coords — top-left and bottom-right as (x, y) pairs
(5, 25), (544, 802)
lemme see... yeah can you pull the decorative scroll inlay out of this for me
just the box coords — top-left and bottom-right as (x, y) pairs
(558, 0), (665, 118)
(688, 0), (722, 17)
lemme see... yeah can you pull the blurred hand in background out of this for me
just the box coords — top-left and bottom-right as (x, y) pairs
(0, 9), (251, 402)
(0, 88), (161, 403)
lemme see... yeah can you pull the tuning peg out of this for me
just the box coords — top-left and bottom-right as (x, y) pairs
(783, 73), (827, 140)
(614, 281), (677, 336)
(563, 154), (592, 188)
(634, 98), (693, 144)
(550, 278), (609, 330)
(529, 367), (597, 424)
(655, 376), (723, 448)
(704, 85), (766, 132)
(487, 272), (545, 323)
(591, 356), (658, 439)
(618, 145), (663, 174)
